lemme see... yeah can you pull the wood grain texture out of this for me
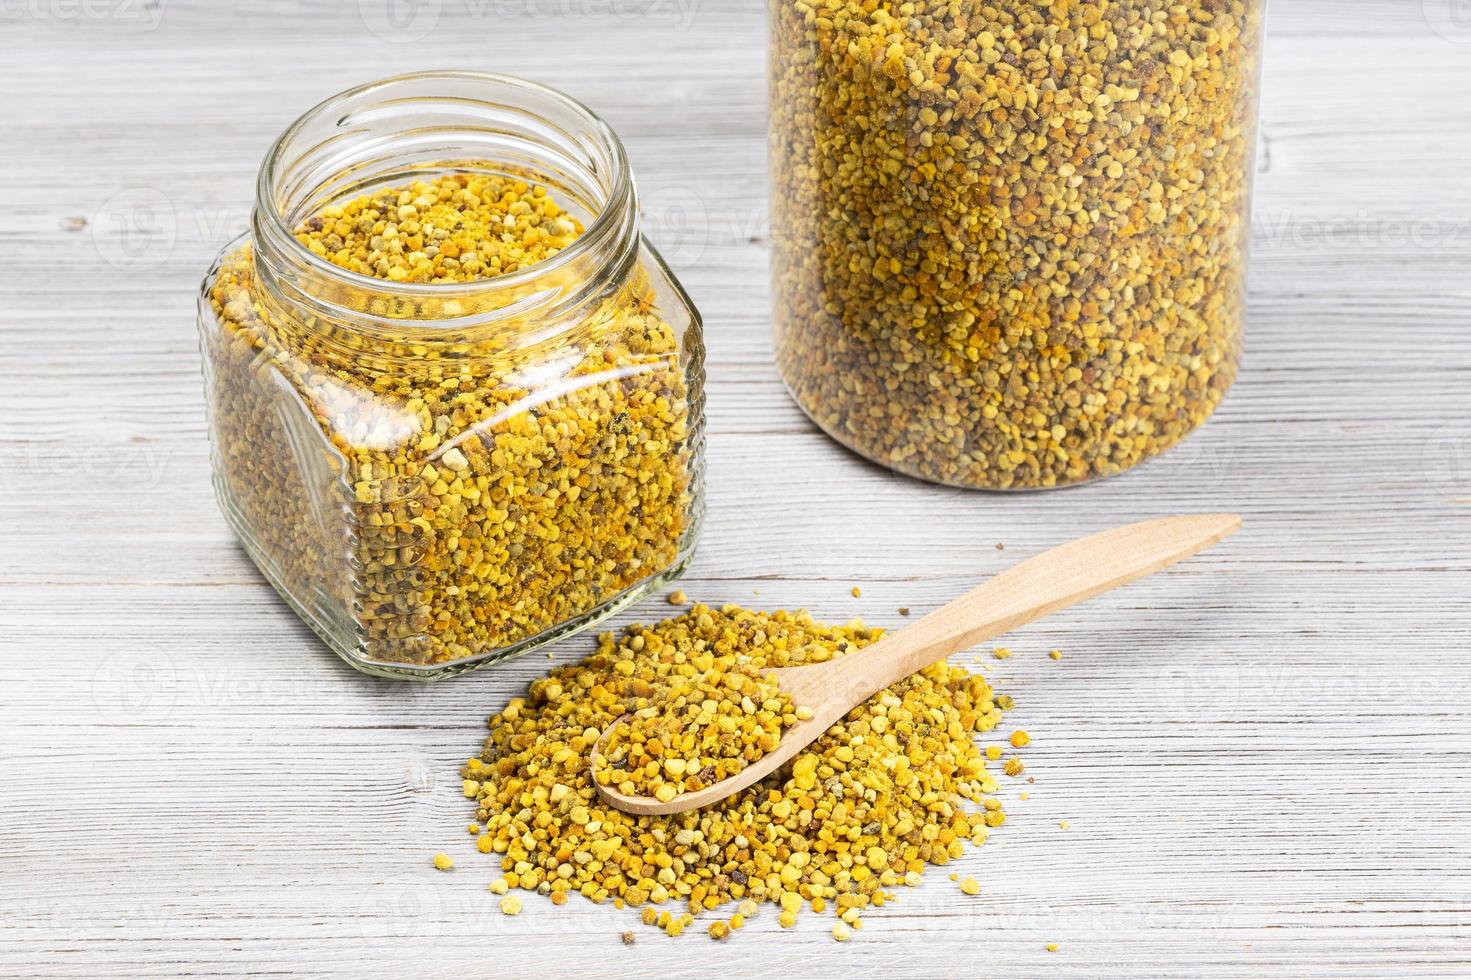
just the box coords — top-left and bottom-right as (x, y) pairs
(1, 1), (1469, 977)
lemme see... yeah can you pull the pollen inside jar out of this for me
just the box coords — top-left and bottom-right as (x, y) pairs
(201, 164), (704, 677)
(769, 0), (1265, 489)
(295, 173), (584, 283)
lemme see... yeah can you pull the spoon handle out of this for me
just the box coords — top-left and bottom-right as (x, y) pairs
(831, 514), (1241, 704)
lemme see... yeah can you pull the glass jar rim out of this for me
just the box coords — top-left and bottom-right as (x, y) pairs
(252, 70), (636, 305)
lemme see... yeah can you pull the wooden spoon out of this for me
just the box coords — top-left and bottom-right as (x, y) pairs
(592, 513), (1241, 816)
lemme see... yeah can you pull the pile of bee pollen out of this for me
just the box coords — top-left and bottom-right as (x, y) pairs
(460, 602), (1016, 940)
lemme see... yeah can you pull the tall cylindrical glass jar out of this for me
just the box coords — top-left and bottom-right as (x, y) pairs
(770, 1), (1264, 489)
(199, 73), (705, 679)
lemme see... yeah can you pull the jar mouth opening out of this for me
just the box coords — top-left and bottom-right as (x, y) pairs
(253, 70), (635, 303)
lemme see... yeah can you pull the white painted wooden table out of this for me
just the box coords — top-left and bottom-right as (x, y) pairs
(3, 2), (1469, 976)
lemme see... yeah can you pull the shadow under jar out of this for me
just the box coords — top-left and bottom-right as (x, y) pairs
(770, 0), (1265, 489)
(198, 72), (705, 680)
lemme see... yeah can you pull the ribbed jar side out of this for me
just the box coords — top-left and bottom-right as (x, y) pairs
(198, 240), (360, 659)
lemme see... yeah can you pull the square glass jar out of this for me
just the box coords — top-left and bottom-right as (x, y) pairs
(198, 73), (705, 679)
